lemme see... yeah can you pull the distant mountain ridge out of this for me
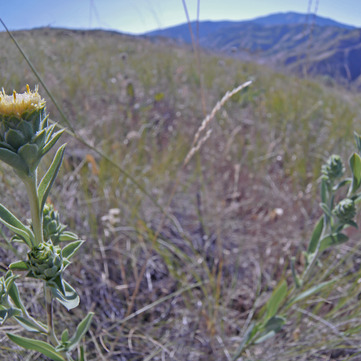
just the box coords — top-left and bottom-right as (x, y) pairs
(146, 12), (361, 88)
(146, 12), (355, 41)
(242, 12), (355, 28)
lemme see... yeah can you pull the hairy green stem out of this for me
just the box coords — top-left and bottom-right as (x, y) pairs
(23, 172), (43, 247)
(45, 286), (58, 346)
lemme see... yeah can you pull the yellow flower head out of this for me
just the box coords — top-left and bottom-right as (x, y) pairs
(0, 85), (45, 118)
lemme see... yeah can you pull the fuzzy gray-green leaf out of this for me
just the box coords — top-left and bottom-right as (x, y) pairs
(232, 322), (256, 361)
(7, 333), (65, 361)
(7, 277), (26, 313)
(41, 129), (65, 156)
(32, 128), (46, 147)
(61, 329), (69, 343)
(349, 152), (361, 194)
(38, 144), (66, 212)
(286, 279), (336, 308)
(59, 231), (78, 242)
(0, 203), (34, 247)
(44, 123), (57, 143)
(62, 240), (84, 260)
(321, 178), (328, 204)
(319, 233), (349, 253)
(0, 148), (28, 173)
(254, 330), (277, 344)
(67, 312), (94, 351)
(254, 316), (286, 345)
(5, 129), (25, 149)
(0, 307), (22, 324)
(14, 316), (47, 333)
(320, 202), (333, 218)
(9, 260), (28, 271)
(51, 280), (79, 310)
(264, 315), (286, 334)
(265, 279), (288, 320)
(307, 216), (324, 254)
(18, 143), (39, 169)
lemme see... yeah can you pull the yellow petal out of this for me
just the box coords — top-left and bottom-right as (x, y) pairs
(0, 85), (45, 118)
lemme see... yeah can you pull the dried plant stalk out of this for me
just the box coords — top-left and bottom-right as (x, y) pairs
(184, 80), (252, 166)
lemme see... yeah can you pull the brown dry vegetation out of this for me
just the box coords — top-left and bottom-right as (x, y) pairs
(1, 28), (361, 360)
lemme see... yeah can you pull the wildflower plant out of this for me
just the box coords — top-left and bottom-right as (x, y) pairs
(0, 86), (93, 361)
(233, 132), (361, 358)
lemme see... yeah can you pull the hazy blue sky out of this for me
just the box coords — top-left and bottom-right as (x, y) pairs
(0, 0), (360, 34)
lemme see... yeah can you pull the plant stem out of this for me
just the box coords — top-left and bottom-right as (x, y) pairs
(45, 286), (58, 346)
(23, 172), (43, 247)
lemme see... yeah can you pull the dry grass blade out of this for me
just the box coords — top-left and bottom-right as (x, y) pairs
(105, 281), (202, 332)
(184, 129), (212, 166)
(184, 80), (252, 165)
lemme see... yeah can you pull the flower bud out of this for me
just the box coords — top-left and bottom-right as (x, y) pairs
(0, 85), (63, 176)
(333, 198), (356, 223)
(27, 242), (63, 281)
(321, 155), (344, 182)
(43, 204), (67, 244)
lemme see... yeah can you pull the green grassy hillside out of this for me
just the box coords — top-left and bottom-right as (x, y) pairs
(0, 28), (361, 360)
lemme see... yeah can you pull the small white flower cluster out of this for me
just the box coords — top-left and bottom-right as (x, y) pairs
(101, 208), (121, 237)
